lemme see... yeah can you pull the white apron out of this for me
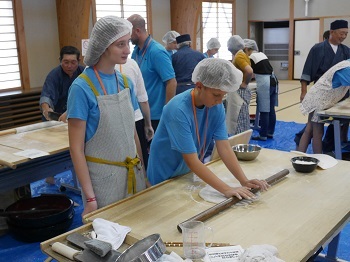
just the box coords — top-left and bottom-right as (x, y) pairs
(80, 73), (146, 208)
(226, 91), (244, 135)
(300, 60), (350, 122)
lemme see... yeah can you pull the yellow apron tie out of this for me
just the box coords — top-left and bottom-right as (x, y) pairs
(85, 155), (140, 194)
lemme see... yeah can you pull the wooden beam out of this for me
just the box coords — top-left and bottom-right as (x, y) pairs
(13, 0), (30, 90)
(288, 0), (294, 80)
(55, 0), (91, 56)
(170, 0), (201, 48)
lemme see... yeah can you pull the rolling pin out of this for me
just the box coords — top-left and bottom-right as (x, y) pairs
(0, 121), (64, 136)
(177, 169), (290, 233)
(51, 242), (81, 261)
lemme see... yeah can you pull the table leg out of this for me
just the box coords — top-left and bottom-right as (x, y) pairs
(333, 120), (342, 160)
(326, 233), (340, 259)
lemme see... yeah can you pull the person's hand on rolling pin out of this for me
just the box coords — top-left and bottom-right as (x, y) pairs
(241, 179), (269, 191)
(222, 186), (256, 200)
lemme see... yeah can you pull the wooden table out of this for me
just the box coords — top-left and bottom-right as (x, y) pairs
(319, 97), (350, 160)
(0, 123), (79, 193)
(41, 148), (350, 262)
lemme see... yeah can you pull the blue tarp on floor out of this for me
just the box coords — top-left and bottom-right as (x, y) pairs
(0, 120), (349, 261)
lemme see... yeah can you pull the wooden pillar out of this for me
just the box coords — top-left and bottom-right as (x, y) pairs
(288, 0), (294, 80)
(56, 0), (90, 57)
(170, 0), (201, 48)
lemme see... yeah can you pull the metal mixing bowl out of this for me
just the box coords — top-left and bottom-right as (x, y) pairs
(291, 156), (319, 173)
(116, 233), (166, 262)
(232, 144), (261, 161)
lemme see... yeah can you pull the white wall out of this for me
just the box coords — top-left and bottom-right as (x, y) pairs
(294, 0), (350, 19)
(151, 0), (171, 44)
(22, 0), (171, 89)
(22, 0), (59, 88)
(248, 0), (290, 21)
(236, 0), (249, 38)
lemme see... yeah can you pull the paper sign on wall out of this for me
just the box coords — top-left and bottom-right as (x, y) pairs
(82, 39), (89, 56)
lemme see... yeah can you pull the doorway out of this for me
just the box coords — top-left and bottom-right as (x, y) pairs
(293, 20), (320, 79)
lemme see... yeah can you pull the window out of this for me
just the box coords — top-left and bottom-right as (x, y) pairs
(95, 0), (148, 29)
(202, 2), (233, 60)
(0, 0), (21, 90)
(95, 0), (149, 57)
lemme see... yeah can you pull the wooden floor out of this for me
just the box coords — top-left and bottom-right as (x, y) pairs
(250, 80), (308, 124)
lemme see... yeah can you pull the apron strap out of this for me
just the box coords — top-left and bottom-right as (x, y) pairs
(79, 73), (100, 97)
(122, 74), (129, 89)
(80, 72), (129, 95)
(85, 155), (140, 194)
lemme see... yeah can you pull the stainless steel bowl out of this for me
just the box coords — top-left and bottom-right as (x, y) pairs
(116, 234), (166, 262)
(232, 144), (261, 161)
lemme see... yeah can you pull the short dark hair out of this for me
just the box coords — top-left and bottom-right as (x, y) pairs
(323, 30), (330, 40)
(59, 46), (80, 61)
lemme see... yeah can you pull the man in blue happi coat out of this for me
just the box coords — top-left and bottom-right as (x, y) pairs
(296, 19), (350, 153)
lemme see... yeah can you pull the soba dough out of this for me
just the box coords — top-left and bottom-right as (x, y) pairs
(199, 183), (259, 205)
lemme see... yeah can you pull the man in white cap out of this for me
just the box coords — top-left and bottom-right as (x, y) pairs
(67, 16), (146, 216)
(147, 58), (268, 199)
(162, 30), (180, 57)
(203, 38), (221, 58)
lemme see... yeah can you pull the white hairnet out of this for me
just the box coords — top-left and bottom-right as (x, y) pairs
(244, 39), (259, 51)
(207, 38), (221, 50)
(162, 31), (180, 44)
(84, 16), (132, 66)
(192, 58), (243, 92)
(227, 35), (244, 55)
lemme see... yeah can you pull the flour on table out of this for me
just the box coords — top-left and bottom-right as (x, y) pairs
(199, 183), (260, 206)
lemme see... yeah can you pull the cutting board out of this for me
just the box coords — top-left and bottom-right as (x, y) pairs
(324, 98), (350, 116)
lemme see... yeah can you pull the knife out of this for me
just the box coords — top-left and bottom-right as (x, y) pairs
(66, 232), (121, 262)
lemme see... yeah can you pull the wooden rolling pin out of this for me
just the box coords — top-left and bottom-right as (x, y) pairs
(177, 169), (290, 233)
(0, 121), (64, 136)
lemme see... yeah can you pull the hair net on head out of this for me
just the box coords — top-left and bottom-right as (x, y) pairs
(227, 35), (244, 55)
(244, 39), (258, 51)
(207, 38), (221, 50)
(84, 16), (132, 66)
(162, 30), (180, 44)
(192, 58), (243, 92)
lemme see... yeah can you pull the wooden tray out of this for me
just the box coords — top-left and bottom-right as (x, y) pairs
(40, 222), (143, 261)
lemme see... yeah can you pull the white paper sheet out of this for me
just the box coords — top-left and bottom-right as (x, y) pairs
(14, 149), (49, 159)
(204, 245), (244, 262)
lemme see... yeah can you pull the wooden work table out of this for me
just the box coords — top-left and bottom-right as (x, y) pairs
(0, 123), (78, 193)
(41, 148), (350, 262)
(319, 97), (350, 159)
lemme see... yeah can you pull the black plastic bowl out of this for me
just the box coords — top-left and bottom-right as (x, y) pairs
(291, 156), (319, 173)
(7, 210), (74, 242)
(5, 194), (74, 228)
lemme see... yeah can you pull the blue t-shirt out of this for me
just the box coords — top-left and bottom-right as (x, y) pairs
(147, 89), (228, 185)
(332, 66), (350, 88)
(67, 67), (139, 142)
(131, 36), (175, 120)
